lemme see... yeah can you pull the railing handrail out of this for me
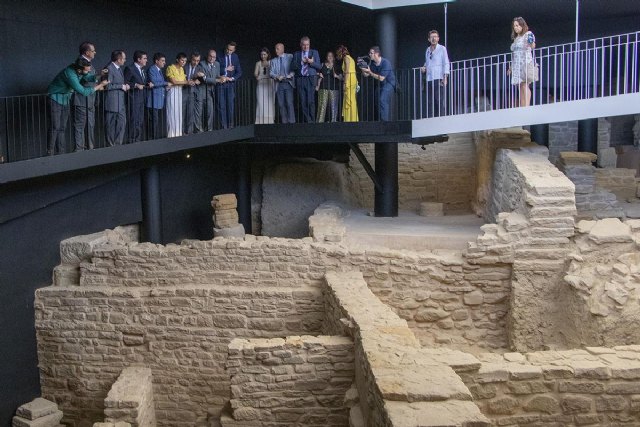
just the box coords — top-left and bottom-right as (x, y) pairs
(410, 30), (640, 70)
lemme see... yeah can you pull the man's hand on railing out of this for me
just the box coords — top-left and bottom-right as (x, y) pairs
(135, 83), (145, 90)
(420, 66), (426, 74)
(122, 84), (130, 92)
(147, 82), (154, 88)
(94, 80), (109, 91)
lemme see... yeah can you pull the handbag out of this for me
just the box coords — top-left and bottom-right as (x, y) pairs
(525, 60), (539, 83)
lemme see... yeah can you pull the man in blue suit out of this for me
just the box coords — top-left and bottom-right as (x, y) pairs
(217, 41), (242, 129)
(146, 52), (172, 139)
(291, 36), (321, 123)
(124, 50), (149, 142)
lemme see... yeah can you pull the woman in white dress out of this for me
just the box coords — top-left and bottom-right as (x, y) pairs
(508, 17), (537, 108)
(254, 47), (275, 124)
(165, 53), (191, 137)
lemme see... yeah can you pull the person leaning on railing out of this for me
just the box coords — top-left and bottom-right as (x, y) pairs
(46, 57), (109, 156)
(361, 46), (396, 122)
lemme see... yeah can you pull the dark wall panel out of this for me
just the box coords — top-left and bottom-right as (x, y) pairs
(0, 0), (372, 97)
(0, 170), (141, 426)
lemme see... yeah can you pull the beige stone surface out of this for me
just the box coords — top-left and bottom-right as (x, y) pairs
(419, 202), (444, 217)
(15, 398), (58, 421)
(12, 410), (63, 427)
(384, 400), (490, 426)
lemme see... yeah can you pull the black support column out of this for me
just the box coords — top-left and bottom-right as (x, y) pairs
(578, 119), (598, 155)
(530, 124), (549, 147)
(374, 143), (398, 217)
(141, 164), (162, 243)
(237, 145), (252, 234)
(373, 11), (399, 217)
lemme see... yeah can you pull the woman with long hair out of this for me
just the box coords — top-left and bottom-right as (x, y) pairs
(508, 17), (537, 107)
(315, 51), (341, 122)
(254, 47), (274, 124)
(336, 45), (358, 122)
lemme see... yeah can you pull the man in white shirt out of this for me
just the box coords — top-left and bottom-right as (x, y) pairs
(420, 30), (450, 117)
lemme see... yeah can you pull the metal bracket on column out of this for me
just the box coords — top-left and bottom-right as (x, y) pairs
(348, 143), (382, 192)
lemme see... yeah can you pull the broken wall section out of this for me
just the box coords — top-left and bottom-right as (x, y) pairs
(323, 271), (489, 427)
(104, 367), (156, 427)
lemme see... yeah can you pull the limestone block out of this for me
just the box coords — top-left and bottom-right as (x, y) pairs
(598, 147), (618, 168)
(212, 193), (237, 205)
(419, 202), (444, 217)
(53, 264), (79, 286)
(15, 398), (58, 421)
(561, 396), (593, 414)
(384, 400), (490, 426)
(12, 410), (63, 427)
(559, 151), (597, 165)
(59, 231), (109, 264)
(213, 224), (246, 239)
(588, 218), (632, 244)
(524, 395), (560, 414)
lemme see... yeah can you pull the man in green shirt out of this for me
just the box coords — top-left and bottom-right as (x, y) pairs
(47, 58), (108, 155)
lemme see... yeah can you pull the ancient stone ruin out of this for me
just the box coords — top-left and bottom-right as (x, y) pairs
(31, 129), (640, 426)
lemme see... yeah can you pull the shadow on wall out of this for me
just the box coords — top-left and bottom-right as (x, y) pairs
(259, 159), (357, 238)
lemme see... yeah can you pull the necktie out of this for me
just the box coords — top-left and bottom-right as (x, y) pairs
(302, 52), (309, 76)
(279, 56), (284, 77)
(141, 68), (145, 81)
(188, 66), (193, 80)
(226, 55), (231, 77)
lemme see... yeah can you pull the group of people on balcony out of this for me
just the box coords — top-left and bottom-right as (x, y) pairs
(254, 38), (396, 125)
(45, 17), (536, 156)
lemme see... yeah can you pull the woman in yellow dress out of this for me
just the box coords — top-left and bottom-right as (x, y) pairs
(165, 53), (191, 137)
(336, 45), (358, 122)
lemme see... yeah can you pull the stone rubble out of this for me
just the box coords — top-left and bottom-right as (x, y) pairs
(13, 398), (62, 427)
(212, 194), (245, 239)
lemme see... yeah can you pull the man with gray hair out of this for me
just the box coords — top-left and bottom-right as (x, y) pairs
(270, 43), (295, 124)
(291, 36), (321, 122)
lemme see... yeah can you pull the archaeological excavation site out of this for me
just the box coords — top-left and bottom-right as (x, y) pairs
(19, 123), (640, 427)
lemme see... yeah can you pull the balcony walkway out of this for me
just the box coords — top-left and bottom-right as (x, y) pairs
(412, 92), (640, 138)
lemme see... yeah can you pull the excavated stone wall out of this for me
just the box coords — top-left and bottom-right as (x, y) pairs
(323, 271), (489, 427)
(347, 135), (477, 214)
(223, 336), (354, 426)
(461, 347), (640, 426)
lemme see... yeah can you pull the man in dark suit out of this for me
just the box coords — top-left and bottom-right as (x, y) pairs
(124, 50), (149, 142)
(217, 41), (242, 129)
(183, 51), (204, 134)
(270, 43), (295, 124)
(291, 36), (322, 123)
(72, 41), (99, 151)
(146, 52), (171, 139)
(199, 49), (221, 131)
(104, 50), (130, 145)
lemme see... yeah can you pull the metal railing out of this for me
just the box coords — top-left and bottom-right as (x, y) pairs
(411, 30), (640, 117)
(1, 30), (638, 163)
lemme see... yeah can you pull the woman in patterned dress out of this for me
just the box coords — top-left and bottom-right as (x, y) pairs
(508, 17), (537, 108)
